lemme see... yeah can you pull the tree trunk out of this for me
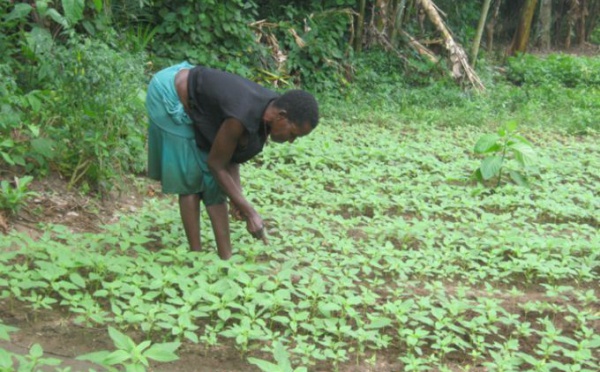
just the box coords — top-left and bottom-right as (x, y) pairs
(471, 0), (493, 67)
(508, 0), (539, 55)
(375, 0), (390, 34)
(586, 0), (600, 41)
(577, 0), (587, 44)
(417, 0), (485, 90)
(554, 0), (567, 45)
(485, 0), (502, 51)
(566, 0), (579, 49)
(354, 0), (366, 53)
(539, 0), (552, 49)
(391, 0), (409, 45)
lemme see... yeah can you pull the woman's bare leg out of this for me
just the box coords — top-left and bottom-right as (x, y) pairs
(206, 203), (232, 260)
(179, 194), (201, 251)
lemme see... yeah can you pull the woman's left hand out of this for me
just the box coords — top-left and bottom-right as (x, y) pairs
(229, 200), (244, 221)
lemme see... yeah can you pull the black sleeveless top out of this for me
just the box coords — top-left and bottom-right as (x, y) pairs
(186, 66), (279, 164)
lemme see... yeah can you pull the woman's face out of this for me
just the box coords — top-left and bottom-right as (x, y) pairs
(269, 113), (313, 144)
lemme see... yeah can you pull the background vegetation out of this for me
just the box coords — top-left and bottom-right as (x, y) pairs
(0, 1), (598, 371)
(1, 0), (599, 193)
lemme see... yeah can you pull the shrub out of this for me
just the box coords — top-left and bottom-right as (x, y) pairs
(43, 37), (147, 193)
(506, 53), (600, 87)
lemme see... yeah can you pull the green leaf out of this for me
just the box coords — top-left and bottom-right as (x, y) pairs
(509, 171), (529, 187)
(29, 343), (44, 358)
(0, 324), (18, 341)
(46, 8), (69, 28)
(503, 120), (518, 134)
(26, 27), (54, 55)
(511, 134), (533, 146)
(12, 154), (26, 166)
(108, 327), (135, 352)
(0, 139), (15, 148)
(318, 302), (341, 316)
(1, 152), (15, 166)
(4, 3), (33, 22)
(126, 363), (146, 372)
(480, 156), (503, 180)
(69, 272), (86, 288)
(184, 331), (199, 343)
(273, 342), (292, 370)
(365, 317), (393, 329)
(218, 309), (231, 321)
(31, 138), (56, 159)
(61, 0), (85, 25)
(136, 340), (152, 354)
(0, 349), (13, 368)
(509, 142), (536, 168)
(556, 336), (579, 347)
(92, 0), (103, 12)
(248, 358), (281, 372)
(144, 342), (181, 363)
(474, 134), (501, 154)
(104, 349), (131, 365)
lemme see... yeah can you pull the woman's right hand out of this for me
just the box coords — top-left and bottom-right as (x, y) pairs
(246, 210), (268, 244)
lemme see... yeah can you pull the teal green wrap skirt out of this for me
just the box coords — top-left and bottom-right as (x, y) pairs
(146, 62), (226, 205)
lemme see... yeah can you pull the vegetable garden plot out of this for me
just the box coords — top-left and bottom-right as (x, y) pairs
(1, 121), (599, 372)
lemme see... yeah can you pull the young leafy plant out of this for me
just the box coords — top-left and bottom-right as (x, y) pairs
(77, 326), (180, 372)
(0, 343), (62, 372)
(248, 341), (307, 372)
(472, 121), (536, 187)
(0, 176), (38, 215)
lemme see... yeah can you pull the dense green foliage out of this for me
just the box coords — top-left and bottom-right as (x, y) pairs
(507, 54), (600, 87)
(149, 0), (261, 73)
(1, 1), (147, 193)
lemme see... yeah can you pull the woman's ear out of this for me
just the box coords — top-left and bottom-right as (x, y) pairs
(278, 110), (288, 119)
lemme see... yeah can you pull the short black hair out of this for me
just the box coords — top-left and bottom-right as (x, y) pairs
(273, 90), (319, 128)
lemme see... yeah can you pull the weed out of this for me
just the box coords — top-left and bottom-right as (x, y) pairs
(0, 176), (38, 215)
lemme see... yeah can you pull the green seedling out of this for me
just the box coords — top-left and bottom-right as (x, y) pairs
(248, 341), (307, 372)
(472, 120), (536, 187)
(1, 343), (62, 372)
(77, 327), (180, 372)
(0, 176), (38, 214)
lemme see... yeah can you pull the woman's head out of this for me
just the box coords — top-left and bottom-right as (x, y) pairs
(267, 90), (319, 144)
(273, 90), (319, 129)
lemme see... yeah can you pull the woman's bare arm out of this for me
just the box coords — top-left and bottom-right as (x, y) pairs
(207, 118), (264, 238)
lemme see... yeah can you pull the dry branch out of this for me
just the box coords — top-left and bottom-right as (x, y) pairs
(417, 0), (485, 91)
(401, 30), (440, 63)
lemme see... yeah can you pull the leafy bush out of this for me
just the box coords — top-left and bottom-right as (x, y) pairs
(43, 37), (147, 193)
(276, 7), (354, 92)
(590, 25), (600, 44)
(0, 64), (56, 173)
(149, 0), (263, 76)
(506, 53), (600, 87)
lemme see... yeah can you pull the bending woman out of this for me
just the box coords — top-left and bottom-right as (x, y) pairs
(146, 62), (319, 259)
